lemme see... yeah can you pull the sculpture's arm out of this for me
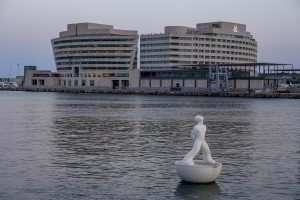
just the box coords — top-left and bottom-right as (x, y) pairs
(191, 127), (197, 140)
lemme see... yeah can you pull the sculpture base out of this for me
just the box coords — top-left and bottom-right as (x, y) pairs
(175, 160), (222, 183)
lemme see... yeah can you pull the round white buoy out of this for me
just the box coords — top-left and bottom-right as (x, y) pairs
(175, 160), (222, 183)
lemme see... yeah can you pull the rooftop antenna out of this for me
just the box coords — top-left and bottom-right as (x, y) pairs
(9, 66), (11, 81)
(17, 63), (19, 76)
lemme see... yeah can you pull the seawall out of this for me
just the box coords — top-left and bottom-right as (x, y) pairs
(1, 87), (300, 99)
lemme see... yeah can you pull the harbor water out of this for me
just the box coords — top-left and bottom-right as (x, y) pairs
(0, 91), (299, 199)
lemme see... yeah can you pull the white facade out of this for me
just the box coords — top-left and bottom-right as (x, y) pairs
(140, 21), (257, 70)
(23, 70), (60, 87)
(51, 23), (138, 88)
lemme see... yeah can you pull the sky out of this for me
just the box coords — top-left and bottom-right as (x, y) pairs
(0, 0), (299, 77)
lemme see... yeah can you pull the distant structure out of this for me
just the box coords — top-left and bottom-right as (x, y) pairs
(23, 70), (60, 87)
(140, 21), (257, 70)
(51, 23), (139, 88)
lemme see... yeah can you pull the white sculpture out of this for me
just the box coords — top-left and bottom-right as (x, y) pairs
(182, 115), (215, 166)
(175, 115), (222, 183)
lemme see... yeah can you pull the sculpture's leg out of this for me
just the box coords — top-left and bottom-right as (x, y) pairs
(182, 140), (201, 166)
(201, 140), (216, 164)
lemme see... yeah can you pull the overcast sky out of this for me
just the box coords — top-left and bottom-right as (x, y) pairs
(0, 0), (299, 77)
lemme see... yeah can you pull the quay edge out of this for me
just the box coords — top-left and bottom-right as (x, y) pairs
(1, 87), (299, 99)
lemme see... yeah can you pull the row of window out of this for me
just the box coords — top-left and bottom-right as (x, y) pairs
(141, 49), (192, 53)
(56, 56), (132, 60)
(141, 52), (256, 58)
(62, 79), (94, 86)
(141, 55), (193, 59)
(32, 79), (45, 85)
(54, 44), (135, 50)
(141, 36), (256, 45)
(54, 38), (137, 44)
(141, 57), (256, 65)
(61, 79), (129, 88)
(201, 33), (252, 40)
(141, 37), (193, 41)
(57, 67), (130, 72)
(140, 61), (255, 69)
(141, 61), (192, 65)
(60, 72), (129, 78)
(141, 71), (208, 79)
(141, 43), (256, 51)
(57, 61), (131, 65)
(54, 50), (134, 55)
(141, 43), (193, 47)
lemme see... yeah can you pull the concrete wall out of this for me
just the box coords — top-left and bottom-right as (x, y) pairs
(229, 79), (264, 89)
(235, 80), (248, 89)
(161, 80), (172, 87)
(250, 80), (264, 89)
(128, 69), (140, 88)
(151, 80), (160, 87)
(23, 70), (60, 87)
(196, 80), (207, 88)
(140, 79), (150, 87)
(184, 80), (196, 87)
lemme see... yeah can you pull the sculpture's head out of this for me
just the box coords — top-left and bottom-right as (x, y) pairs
(195, 115), (204, 123)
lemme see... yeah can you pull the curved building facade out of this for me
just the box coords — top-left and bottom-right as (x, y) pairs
(51, 23), (138, 88)
(140, 21), (257, 70)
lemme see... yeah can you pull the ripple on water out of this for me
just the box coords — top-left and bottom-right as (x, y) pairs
(0, 92), (299, 199)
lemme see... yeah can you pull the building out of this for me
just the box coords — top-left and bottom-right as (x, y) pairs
(140, 21), (257, 70)
(51, 23), (139, 89)
(23, 70), (60, 87)
(139, 63), (293, 93)
(23, 22), (298, 94)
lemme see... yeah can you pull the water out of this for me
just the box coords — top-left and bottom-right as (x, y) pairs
(0, 91), (299, 200)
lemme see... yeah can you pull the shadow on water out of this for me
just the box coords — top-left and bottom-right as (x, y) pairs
(175, 181), (221, 199)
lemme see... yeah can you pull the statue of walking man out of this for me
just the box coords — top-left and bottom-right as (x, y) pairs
(182, 115), (216, 166)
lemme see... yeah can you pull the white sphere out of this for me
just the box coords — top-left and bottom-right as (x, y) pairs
(175, 160), (222, 183)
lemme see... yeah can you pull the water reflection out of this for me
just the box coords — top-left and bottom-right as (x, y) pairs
(1, 92), (299, 199)
(175, 181), (221, 199)
(49, 94), (259, 198)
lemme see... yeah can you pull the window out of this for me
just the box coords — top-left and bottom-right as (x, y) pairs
(74, 80), (78, 86)
(81, 80), (86, 86)
(90, 80), (94, 86)
(68, 80), (71, 86)
(39, 79), (45, 85)
(32, 79), (37, 85)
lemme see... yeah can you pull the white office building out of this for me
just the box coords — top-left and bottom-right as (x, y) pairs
(140, 21), (257, 70)
(51, 23), (139, 89)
